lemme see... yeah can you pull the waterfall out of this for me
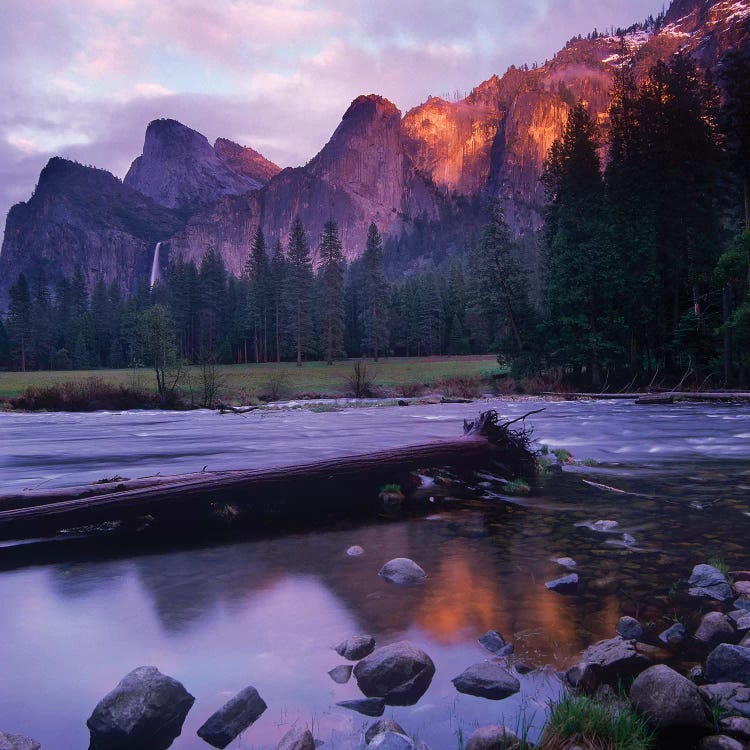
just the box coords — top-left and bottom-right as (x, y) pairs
(149, 242), (162, 288)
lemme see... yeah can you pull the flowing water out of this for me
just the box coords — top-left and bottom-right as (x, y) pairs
(1, 399), (750, 748)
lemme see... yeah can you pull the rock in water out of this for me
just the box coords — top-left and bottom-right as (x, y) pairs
(553, 557), (577, 568)
(465, 725), (520, 750)
(706, 644), (750, 685)
(629, 664), (712, 730)
(378, 558), (426, 585)
(452, 663), (520, 700)
(87, 666), (195, 750)
(616, 616), (643, 641)
(688, 564), (734, 601)
(0, 733), (41, 750)
(197, 686), (267, 749)
(347, 546), (365, 557)
(478, 630), (513, 656)
(335, 635), (375, 660)
(545, 573), (578, 594)
(719, 716), (750, 741)
(659, 623), (686, 647)
(353, 641), (435, 705)
(328, 665), (353, 684)
(579, 636), (652, 684)
(368, 732), (416, 750)
(365, 719), (407, 745)
(336, 698), (385, 717)
(697, 736), (744, 750)
(277, 726), (315, 750)
(695, 612), (736, 648)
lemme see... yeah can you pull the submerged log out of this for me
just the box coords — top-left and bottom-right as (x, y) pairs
(0, 410), (537, 543)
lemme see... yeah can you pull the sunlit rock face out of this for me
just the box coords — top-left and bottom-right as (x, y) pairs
(124, 119), (266, 210)
(214, 138), (281, 185)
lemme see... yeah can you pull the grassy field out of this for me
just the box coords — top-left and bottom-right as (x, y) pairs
(0, 355), (501, 403)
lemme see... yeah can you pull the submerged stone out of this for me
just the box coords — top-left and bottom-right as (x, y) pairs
(336, 698), (385, 717)
(197, 686), (267, 749)
(378, 558), (426, 585)
(478, 630), (513, 656)
(545, 573), (578, 594)
(328, 665), (353, 684)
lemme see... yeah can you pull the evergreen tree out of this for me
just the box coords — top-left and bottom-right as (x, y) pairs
(270, 239), (286, 362)
(318, 219), (345, 364)
(7, 273), (32, 371)
(361, 223), (389, 360)
(283, 217), (314, 366)
(0, 318), (10, 369)
(198, 248), (227, 359)
(29, 267), (54, 369)
(246, 228), (272, 362)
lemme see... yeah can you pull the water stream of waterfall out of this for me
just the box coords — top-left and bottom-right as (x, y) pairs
(149, 241), (162, 288)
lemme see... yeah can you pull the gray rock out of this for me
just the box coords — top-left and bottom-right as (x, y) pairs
(328, 665), (353, 684)
(565, 662), (599, 692)
(347, 546), (365, 557)
(465, 725), (520, 750)
(706, 644), (750, 685)
(689, 564), (734, 601)
(629, 664), (712, 730)
(368, 733), (415, 750)
(277, 727), (315, 750)
(365, 720), (406, 745)
(452, 663), (520, 700)
(0, 733), (41, 750)
(353, 641), (435, 706)
(197, 686), (267, 749)
(695, 612), (736, 648)
(336, 698), (385, 717)
(335, 635), (376, 660)
(697, 736), (744, 750)
(579, 636), (652, 684)
(700, 683), (750, 718)
(545, 573), (579, 594)
(478, 631), (513, 656)
(378, 558), (426, 585)
(87, 666), (195, 750)
(719, 716), (750, 741)
(616, 616), (643, 641)
(553, 556), (577, 568)
(514, 662), (534, 675)
(659, 622), (686, 647)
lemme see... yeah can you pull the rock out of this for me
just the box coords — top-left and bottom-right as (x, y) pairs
(336, 698), (385, 717)
(688, 665), (705, 682)
(630, 664), (712, 729)
(452, 663), (520, 700)
(328, 665), (353, 684)
(346, 546), (365, 557)
(565, 662), (599, 692)
(659, 622), (686, 647)
(697, 736), (744, 750)
(277, 727), (316, 750)
(734, 581), (750, 598)
(87, 666), (195, 750)
(719, 716), (750, 741)
(378, 558), (426, 585)
(368, 733), (416, 750)
(731, 571), (750, 582)
(689, 564), (734, 601)
(353, 641), (435, 705)
(365, 719), (406, 745)
(616, 616), (643, 641)
(579, 637), (652, 684)
(695, 612), (736, 648)
(335, 635), (376, 660)
(478, 631), (513, 656)
(701, 683), (750, 718)
(553, 556), (577, 568)
(465, 725), (520, 750)
(545, 573), (579, 594)
(591, 520), (619, 532)
(514, 662), (534, 675)
(706, 644), (750, 685)
(0, 733), (41, 750)
(197, 686), (267, 749)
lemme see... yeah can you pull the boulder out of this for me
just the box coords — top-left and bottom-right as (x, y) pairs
(347, 546), (365, 557)
(719, 716), (750, 742)
(701, 683), (750, 718)
(565, 662), (599, 692)
(328, 665), (353, 684)
(591, 520), (619, 532)
(697, 736), (744, 750)
(336, 698), (385, 717)
(695, 612), (736, 648)
(378, 559), (426, 585)
(452, 663), (520, 700)
(579, 637), (652, 684)
(658, 623), (686, 647)
(465, 725), (520, 750)
(197, 686), (267, 749)
(514, 662), (534, 675)
(335, 635), (376, 660)
(553, 556), (577, 568)
(706, 644), (750, 685)
(353, 641), (435, 706)
(616, 616), (643, 641)
(545, 574), (579, 594)
(365, 719), (406, 745)
(368, 733), (415, 750)
(277, 727), (315, 750)
(734, 581), (750, 598)
(630, 664), (712, 730)
(87, 666), (195, 750)
(0, 733), (41, 750)
(689, 564), (734, 601)
(478, 631), (513, 656)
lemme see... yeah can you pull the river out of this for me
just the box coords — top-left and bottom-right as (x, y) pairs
(1, 398), (749, 748)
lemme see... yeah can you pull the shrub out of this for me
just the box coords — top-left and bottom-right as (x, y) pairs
(12, 377), (155, 411)
(400, 381), (425, 397)
(437, 374), (483, 399)
(258, 370), (292, 402)
(346, 360), (375, 398)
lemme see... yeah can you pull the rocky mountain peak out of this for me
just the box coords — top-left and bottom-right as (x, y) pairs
(214, 138), (281, 184)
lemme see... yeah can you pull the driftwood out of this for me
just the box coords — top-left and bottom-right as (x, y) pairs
(217, 403), (259, 414)
(0, 410), (537, 543)
(635, 394), (674, 405)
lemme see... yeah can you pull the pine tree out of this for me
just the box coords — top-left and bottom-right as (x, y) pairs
(270, 239), (286, 362)
(199, 248), (227, 359)
(246, 228), (272, 362)
(7, 273), (32, 371)
(29, 267), (54, 370)
(361, 223), (389, 360)
(283, 217), (314, 366)
(318, 219), (345, 364)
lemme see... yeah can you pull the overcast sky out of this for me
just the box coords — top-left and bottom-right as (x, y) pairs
(0, 0), (662, 235)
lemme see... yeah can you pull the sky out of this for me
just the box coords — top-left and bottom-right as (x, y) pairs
(0, 0), (663, 235)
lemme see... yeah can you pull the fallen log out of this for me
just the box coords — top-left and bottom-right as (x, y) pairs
(0, 410), (537, 543)
(635, 394), (675, 405)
